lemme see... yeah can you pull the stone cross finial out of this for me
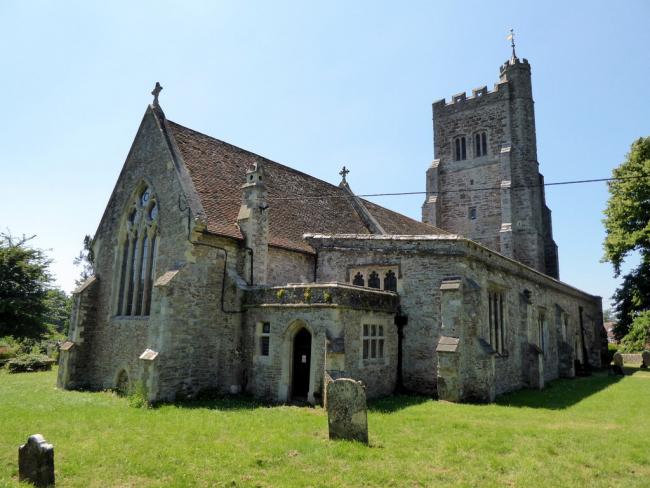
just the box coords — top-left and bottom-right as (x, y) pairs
(151, 82), (163, 107)
(339, 166), (350, 183)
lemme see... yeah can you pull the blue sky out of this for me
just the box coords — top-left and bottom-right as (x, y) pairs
(1, 1), (648, 307)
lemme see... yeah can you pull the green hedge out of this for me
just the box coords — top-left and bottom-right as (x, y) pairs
(6, 354), (55, 373)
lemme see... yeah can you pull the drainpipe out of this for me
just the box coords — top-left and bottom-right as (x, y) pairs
(394, 305), (408, 394)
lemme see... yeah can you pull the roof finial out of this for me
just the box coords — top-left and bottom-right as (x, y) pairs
(339, 165), (350, 183)
(507, 28), (517, 60)
(151, 82), (163, 107)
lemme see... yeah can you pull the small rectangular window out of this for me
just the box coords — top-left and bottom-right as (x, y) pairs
(259, 322), (271, 356)
(469, 207), (477, 220)
(362, 324), (385, 361)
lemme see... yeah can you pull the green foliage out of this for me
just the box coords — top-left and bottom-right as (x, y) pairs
(323, 291), (333, 304)
(127, 381), (150, 409)
(603, 136), (650, 276)
(0, 233), (52, 339)
(73, 234), (95, 286)
(276, 288), (286, 300)
(603, 137), (650, 340)
(619, 310), (650, 353)
(303, 287), (312, 303)
(6, 353), (54, 373)
(610, 263), (650, 338)
(43, 288), (72, 334)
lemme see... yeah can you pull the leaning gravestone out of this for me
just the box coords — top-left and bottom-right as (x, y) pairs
(326, 378), (368, 444)
(641, 350), (650, 369)
(18, 434), (54, 487)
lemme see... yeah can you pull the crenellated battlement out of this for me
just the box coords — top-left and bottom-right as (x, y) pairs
(432, 81), (509, 110)
(500, 56), (530, 75)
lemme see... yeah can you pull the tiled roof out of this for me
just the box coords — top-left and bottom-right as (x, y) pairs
(167, 120), (449, 253)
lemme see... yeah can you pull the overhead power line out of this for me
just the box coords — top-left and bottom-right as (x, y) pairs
(262, 174), (650, 202)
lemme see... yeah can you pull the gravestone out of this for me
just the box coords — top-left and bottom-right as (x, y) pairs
(326, 378), (368, 444)
(641, 350), (650, 369)
(18, 434), (54, 487)
(612, 352), (624, 376)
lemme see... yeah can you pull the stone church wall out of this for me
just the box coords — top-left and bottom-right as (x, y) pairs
(307, 235), (602, 398)
(267, 246), (315, 286)
(243, 284), (397, 403)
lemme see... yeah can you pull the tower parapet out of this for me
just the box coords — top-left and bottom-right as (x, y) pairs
(423, 55), (558, 278)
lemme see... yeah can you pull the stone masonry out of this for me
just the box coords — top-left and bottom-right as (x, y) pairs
(423, 55), (559, 279)
(59, 54), (603, 406)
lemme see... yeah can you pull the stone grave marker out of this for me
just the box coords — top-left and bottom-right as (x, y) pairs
(612, 352), (624, 375)
(18, 434), (54, 486)
(326, 378), (368, 444)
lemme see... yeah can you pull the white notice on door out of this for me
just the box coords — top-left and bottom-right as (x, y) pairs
(301, 355), (307, 363)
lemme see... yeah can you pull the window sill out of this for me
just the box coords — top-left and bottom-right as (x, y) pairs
(111, 315), (150, 322)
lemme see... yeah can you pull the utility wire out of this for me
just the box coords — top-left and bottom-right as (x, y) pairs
(260, 174), (650, 201)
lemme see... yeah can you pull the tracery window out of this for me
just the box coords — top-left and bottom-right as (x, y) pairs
(349, 266), (399, 292)
(116, 185), (159, 317)
(475, 132), (488, 157)
(488, 290), (505, 354)
(454, 136), (467, 161)
(383, 270), (397, 292)
(368, 271), (380, 289)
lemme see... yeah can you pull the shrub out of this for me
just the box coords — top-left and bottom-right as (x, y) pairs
(127, 381), (150, 408)
(276, 289), (285, 300)
(303, 288), (312, 303)
(6, 353), (55, 373)
(323, 291), (333, 304)
(619, 311), (650, 353)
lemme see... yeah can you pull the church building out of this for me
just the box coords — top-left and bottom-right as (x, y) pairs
(58, 52), (603, 404)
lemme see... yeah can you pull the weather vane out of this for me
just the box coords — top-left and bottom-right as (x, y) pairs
(339, 165), (350, 183)
(507, 28), (517, 59)
(151, 82), (163, 107)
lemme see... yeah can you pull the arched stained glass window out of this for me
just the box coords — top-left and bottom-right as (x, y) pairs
(116, 185), (159, 317)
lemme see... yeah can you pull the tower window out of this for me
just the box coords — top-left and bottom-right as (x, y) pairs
(454, 136), (467, 161)
(469, 207), (477, 220)
(475, 132), (488, 157)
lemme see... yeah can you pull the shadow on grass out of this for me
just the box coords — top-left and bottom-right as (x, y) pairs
(495, 369), (627, 410)
(154, 392), (274, 411)
(368, 394), (432, 413)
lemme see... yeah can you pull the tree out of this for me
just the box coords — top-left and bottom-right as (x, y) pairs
(73, 234), (95, 286)
(43, 288), (72, 335)
(618, 310), (650, 353)
(0, 233), (52, 339)
(603, 136), (650, 339)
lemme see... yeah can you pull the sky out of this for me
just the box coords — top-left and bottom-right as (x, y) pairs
(1, 1), (649, 308)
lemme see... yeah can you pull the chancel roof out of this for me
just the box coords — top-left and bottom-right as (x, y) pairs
(165, 118), (449, 254)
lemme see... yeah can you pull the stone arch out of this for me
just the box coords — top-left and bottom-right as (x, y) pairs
(115, 368), (130, 396)
(278, 319), (318, 404)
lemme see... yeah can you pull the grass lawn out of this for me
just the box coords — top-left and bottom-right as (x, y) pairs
(1, 368), (649, 487)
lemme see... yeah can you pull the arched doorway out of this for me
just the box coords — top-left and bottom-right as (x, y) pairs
(292, 328), (312, 400)
(116, 369), (130, 396)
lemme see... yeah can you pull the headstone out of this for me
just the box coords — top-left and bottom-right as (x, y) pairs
(18, 434), (54, 487)
(641, 350), (650, 369)
(612, 352), (624, 376)
(326, 378), (368, 444)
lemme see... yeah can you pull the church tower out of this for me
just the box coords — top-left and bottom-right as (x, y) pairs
(422, 52), (559, 278)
